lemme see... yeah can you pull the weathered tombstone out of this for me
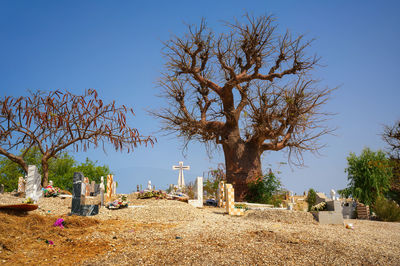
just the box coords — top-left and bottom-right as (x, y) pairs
(83, 177), (90, 196)
(112, 181), (117, 195)
(225, 183), (244, 216)
(172, 161), (190, 189)
(312, 200), (343, 224)
(188, 177), (203, 208)
(106, 175), (113, 201)
(217, 181), (226, 208)
(25, 165), (42, 200)
(100, 176), (105, 206)
(0, 184), (4, 194)
(17, 176), (25, 193)
(71, 172), (99, 216)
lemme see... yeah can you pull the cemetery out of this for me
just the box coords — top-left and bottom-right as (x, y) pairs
(0, 163), (399, 265)
(1, 3), (400, 265)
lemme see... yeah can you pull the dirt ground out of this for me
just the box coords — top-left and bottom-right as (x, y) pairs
(0, 194), (399, 265)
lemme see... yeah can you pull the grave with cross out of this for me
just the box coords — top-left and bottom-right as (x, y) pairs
(172, 161), (190, 189)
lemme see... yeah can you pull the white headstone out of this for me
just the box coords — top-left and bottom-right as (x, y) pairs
(330, 189), (336, 200)
(188, 177), (203, 208)
(100, 176), (105, 206)
(112, 181), (117, 195)
(49, 180), (53, 186)
(147, 180), (152, 190)
(172, 161), (190, 189)
(26, 165), (42, 200)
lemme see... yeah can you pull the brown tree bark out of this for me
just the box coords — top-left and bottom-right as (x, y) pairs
(222, 136), (262, 201)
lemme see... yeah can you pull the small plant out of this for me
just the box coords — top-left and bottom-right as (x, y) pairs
(373, 197), (400, 222)
(310, 201), (327, 211)
(234, 203), (248, 210)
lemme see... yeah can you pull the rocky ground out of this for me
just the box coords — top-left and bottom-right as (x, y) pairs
(0, 193), (399, 265)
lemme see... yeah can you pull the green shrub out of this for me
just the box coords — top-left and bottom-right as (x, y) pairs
(374, 197), (400, 222)
(245, 171), (281, 204)
(306, 188), (317, 211)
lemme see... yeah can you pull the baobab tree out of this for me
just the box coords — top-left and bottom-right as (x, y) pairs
(0, 89), (154, 186)
(153, 14), (334, 200)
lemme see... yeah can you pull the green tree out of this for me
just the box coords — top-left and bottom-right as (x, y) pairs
(344, 148), (392, 206)
(306, 188), (317, 211)
(245, 170), (282, 205)
(0, 147), (111, 192)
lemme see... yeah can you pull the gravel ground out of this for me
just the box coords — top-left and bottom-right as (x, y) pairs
(1, 193), (400, 265)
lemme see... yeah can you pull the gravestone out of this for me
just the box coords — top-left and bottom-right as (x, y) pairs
(112, 181), (117, 195)
(225, 183), (244, 216)
(84, 177), (90, 196)
(188, 177), (203, 208)
(147, 180), (152, 191)
(313, 200), (343, 224)
(137, 185), (139, 192)
(100, 176), (105, 206)
(0, 184), (4, 194)
(17, 176), (25, 193)
(71, 172), (99, 216)
(172, 161), (190, 189)
(217, 181), (226, 208)
(26, 165), (42, 200)
(106, 175), (113, 201)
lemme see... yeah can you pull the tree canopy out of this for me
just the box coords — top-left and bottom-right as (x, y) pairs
(0, 89), (154, 186)
(153, 14), (334, 200)
(342, 148), (392, 206)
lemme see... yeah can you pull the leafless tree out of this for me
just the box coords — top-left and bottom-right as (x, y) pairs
(0, 89), (155, 186)
(383, 120), (400, 159)
(152, 14), (335, 201)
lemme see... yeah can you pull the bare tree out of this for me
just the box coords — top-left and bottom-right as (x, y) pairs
(153, 14), (334, 200)
(383, 120), (400, 159)
(0, 89), (155, 186)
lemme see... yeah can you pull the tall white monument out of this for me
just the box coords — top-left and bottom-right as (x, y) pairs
(172, 161), (190, 189)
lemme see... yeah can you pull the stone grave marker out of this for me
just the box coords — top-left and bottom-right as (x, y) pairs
(100, 176), (105, 206)
(17, 176), (25, 193)
(106, 174), (113, 201)
(71, 172), (99, 216)
(172, 161), (190, 189)
(112, 181), (117, 195)
(83, 177), (90, 196)
(225, 183), (244, 216)
(217, 181), (226, 208)
(188, 177), (203, 208)
(0, 184), (4, 194)
(313, 199), (343, 224)
(147, 180), (152, 191)
(25, 165), (42, 200)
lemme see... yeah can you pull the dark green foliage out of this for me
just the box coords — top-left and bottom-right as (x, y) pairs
(306, 188), (317, 211)
(344, 148), (392, 206)
(374, 197), (400, 222)
(245, 171), (282, 205)
(0, 147), (111, 192)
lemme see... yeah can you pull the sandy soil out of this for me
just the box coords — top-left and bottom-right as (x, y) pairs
(0, 193), (399, 265)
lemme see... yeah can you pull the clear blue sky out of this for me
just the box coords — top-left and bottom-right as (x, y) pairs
(1, 1), (399, 195)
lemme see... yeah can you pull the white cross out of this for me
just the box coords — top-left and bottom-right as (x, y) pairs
(172, 161), (190, 189)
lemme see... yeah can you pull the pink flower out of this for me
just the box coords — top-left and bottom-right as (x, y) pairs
(53, 218), (65, 228)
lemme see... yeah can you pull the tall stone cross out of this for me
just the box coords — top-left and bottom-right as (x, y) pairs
(172, 161), (190, 189)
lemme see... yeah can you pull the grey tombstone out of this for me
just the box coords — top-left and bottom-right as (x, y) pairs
(25, 165), (42, 200)
(313, 200), (344, 224)
(188, 177), (203, 208)
(94, 184), (100, 196)
(0, 184), (4, 194)
(71, 172), (99, 216)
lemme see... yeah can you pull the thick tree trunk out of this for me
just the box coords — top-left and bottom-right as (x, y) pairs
(41, 159), (49, 187)
(222, 140), (263, 202)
